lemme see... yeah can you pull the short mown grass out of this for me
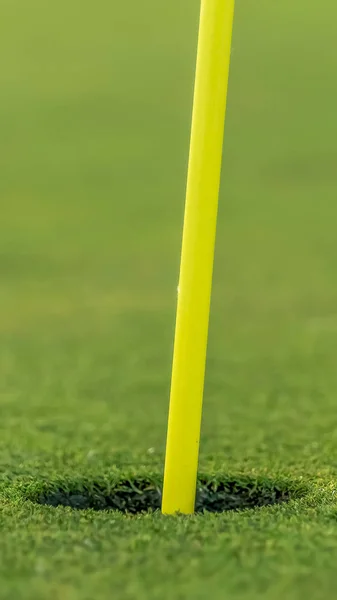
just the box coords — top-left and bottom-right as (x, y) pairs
(1, 0), (337, 599)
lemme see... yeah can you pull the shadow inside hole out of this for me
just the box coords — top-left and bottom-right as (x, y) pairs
(32, 477), (304, 514)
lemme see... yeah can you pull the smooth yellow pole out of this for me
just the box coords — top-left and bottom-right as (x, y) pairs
(162, 0), (235, 515)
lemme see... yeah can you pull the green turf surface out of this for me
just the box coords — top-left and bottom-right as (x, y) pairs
(1, 0), (337, 597)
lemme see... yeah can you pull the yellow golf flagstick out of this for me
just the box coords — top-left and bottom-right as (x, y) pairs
(162, 0), (235, 515)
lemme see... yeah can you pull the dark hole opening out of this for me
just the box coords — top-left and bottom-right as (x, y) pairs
(32, 477), (304, 514)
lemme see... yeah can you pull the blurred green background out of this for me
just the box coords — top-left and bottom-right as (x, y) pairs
(1, 0), (337, 459)
(1, 1), (337, 597)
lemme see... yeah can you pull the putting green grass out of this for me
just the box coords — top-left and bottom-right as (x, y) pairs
(1, 0), (337, 597)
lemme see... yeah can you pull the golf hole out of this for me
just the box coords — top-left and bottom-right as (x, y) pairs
(31, 477), (303, 514)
